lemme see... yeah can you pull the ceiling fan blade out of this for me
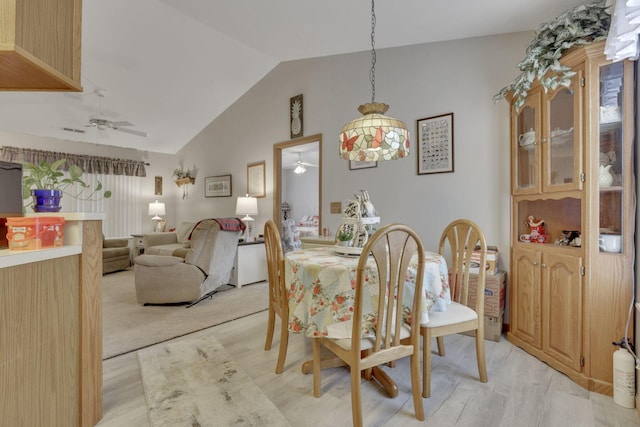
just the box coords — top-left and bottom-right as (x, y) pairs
(300, 162), (318, 167)
(110, 121), (133, 127)
(113, 126), (149, 137)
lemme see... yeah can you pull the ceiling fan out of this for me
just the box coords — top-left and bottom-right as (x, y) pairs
(85, 88), (149, 138)
(293, 153), (318, 175)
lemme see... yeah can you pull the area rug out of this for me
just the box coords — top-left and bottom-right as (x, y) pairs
(138, 334), (291, 427)
(102, 268), (268, 359)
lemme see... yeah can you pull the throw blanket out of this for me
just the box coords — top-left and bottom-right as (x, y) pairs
(214, 217), (246, 232)
(188, 218), (246, 240)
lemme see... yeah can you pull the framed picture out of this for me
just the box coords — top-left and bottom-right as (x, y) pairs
(247, 161), (265, 198)
(349, 160), (377, 170)
(417, 113), (454, 175)
(290, 94), (303, 139)
(154, 176), (162, 195)
(205, 175), (232, 198)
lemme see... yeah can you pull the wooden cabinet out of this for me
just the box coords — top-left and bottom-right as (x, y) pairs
(0, 0), (82, 91)
(507, 41), (635, 396)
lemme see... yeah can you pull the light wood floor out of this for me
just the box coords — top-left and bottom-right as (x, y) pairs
(97, 309), (640, 427)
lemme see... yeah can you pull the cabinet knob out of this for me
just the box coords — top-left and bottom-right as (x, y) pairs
(541, 263), (547, 268)
(541, 138), (547, 143)
(533, 261), (538, 266)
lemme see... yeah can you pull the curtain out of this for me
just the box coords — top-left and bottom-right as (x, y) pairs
(605, 0), (640, 61)
(0, 146), (146, 177)
(65, 173), (143, 238)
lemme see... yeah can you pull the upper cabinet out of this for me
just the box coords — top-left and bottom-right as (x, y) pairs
(0, 0), (82, 91)
(511, 67), (584, 195)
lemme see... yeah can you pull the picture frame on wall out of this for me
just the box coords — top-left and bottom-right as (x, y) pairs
(247, 161), (266, 198)
(154, 176), (162, 195)
(205, 174), (232, 198)
(417, 112), (454, 175)
(349, 160), (377, 170)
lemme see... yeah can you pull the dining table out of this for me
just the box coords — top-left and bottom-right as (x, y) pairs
(283, 246), (450, 397)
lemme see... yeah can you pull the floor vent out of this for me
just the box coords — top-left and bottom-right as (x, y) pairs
(61, 127), (86, 133)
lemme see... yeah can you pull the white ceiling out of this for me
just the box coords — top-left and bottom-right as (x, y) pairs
(0, 0), (592, 154)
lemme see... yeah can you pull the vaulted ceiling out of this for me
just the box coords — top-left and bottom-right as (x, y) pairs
(0, 0), (592, 154)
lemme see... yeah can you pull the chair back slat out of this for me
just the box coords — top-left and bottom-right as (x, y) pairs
(264, 220), (288, 317)
(439, 219), (487, 316)
(354, 224), (425, 355)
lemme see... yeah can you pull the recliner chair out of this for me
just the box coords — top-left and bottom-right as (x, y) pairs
(133, 218), (241, 306)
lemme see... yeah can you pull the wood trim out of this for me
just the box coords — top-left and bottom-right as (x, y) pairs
(272, 134), (322, 232)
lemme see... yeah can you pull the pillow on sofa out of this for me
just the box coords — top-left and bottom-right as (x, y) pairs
(175, 222), (195, 247)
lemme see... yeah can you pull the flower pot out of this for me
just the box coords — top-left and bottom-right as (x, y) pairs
(32, 189), (62, 212)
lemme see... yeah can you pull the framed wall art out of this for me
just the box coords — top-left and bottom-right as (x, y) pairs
(417, 113), (454, 175)
(349, 160), (377, 170)
(247, 161), (265, 198)
(154, 176), (163, 195)
(290, 94), (303, 139)
(205, 174), (232, 198)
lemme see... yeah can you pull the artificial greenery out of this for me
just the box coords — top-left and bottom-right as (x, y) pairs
(337, 228), (354, 242)
(22, 159), (112, 207)
(494, 0), (610, 111)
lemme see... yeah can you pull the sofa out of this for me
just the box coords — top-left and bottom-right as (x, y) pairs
(103, 237), (131, 274)
(134, 218), (242, 305)
(142, 221), (195, 258)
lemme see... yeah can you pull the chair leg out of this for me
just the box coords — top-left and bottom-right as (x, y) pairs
(350, 364), (363, 427)
(436, 336), (445, 356)
(475, 329), (488, 383)
(410, 350), (425, 421)
(312, 339), (322, 397)
(264, 305), (275, 351)
(275, 313), (289, 374)
(422, 328), (432, 398)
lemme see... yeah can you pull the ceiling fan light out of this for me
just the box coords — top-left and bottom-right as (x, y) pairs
(294, 164), (307, 175)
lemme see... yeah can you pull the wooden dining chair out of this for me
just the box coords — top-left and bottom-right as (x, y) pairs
(420, 218), (488, 398)
(263, 219), (289, 374)
(312, 223), (425, 427)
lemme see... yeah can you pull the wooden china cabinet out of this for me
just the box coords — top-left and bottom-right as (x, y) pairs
(507, 41), (635, 395)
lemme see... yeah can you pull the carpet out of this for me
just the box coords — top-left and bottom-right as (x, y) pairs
(138, 334), (291, 427)
(102, 268), (269, 359)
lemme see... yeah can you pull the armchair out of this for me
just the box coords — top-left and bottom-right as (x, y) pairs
(103, 237), (131, 274)
(134, 219), (242, 306)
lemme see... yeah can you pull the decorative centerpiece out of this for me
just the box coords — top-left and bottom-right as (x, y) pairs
(335, 190), (380, 255)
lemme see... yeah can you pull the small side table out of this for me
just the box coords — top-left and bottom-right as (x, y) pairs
(131, 234), (145, 258)
(231, 240), (267, 288)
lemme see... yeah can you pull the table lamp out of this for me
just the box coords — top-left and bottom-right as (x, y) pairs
(148, 200), (166, 232)
(236, 194), (258, 240)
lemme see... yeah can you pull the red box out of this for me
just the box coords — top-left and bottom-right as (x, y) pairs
(6, 216), (65, 250)
(467, 271), (506, 318)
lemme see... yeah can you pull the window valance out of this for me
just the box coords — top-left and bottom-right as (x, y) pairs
(0, 146), (147, 177)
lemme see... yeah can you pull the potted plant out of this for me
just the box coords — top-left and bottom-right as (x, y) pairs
(22, 159), (112, 212)
(336, 228), (354, 247)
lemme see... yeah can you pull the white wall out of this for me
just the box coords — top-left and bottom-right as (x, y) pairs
(283, 166), (319, 223)
(176, 32), (529, 274)
(1, 31), (532, 269)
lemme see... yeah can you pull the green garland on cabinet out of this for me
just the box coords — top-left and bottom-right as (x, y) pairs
(494, 0), (610, 111)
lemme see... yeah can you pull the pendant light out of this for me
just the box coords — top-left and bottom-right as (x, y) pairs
(339, 0), (410, 162)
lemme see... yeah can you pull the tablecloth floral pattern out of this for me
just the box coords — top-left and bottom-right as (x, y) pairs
(284, 247), (450, 338)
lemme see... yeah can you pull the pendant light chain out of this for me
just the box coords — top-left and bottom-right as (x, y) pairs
(370, 0), (376, 104)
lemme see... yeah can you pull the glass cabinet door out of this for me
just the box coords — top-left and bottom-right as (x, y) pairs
(598, 61), (625, 253)
(544, 68), (582, 192)
(513, 90), (541, 194)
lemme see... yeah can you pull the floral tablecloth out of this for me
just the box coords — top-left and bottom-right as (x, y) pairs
(284, 247), (450, 338)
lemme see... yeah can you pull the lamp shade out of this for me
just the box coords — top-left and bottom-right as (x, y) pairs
(339, 102), (410, 162)
(236, 195), (258, 220)
(148, 200), (165, 220)
(293, 164), (307, 175)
